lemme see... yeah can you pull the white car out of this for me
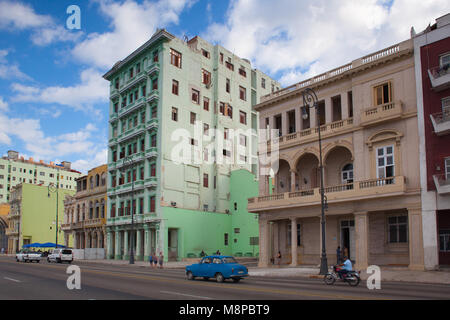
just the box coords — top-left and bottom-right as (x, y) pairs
(16, 250), (41, 263)
(47, 248), (73, 264)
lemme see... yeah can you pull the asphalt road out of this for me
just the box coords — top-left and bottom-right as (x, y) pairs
(1, 256), (450, 300)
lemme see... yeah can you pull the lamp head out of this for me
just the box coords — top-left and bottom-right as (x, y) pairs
(301, 106), (309, 120)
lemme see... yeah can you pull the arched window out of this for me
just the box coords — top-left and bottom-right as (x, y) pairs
(89, 201), (93, 219)
(342, 163), (354, 184)
(90, 177), (93, 189)
(101, 199), (105, 218)
(101, 173), (106, 186)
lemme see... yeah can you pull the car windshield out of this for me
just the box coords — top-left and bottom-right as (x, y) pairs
(62, 250), (72, 254)
(222, 257), (238, 264)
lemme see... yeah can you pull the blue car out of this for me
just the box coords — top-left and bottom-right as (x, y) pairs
(185, 255), (249, 283)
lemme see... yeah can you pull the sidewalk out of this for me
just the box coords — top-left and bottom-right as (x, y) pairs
(73, 258), (450, 285)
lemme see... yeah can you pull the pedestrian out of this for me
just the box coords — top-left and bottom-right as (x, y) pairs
(152, 252), (158, 268)
(216, 249), (221, 255)
(336, 246), (341, 265)
(1, 247), (4, 254)
(158, 251), (164, 269)
(200, 250), (205, 257)
(148, 252), (153, 267)
(276, 251), (281, 266)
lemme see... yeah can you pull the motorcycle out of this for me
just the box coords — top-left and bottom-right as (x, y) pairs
(324, 265), (360, 286)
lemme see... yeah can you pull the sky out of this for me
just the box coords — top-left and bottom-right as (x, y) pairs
(0, 0), (449, 173)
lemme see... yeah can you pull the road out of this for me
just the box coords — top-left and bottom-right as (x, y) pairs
(1, 256), (449, 300)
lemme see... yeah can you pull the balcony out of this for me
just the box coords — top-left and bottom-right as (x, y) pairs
(147, 90), (159, 104)
(248, 176), (406, 212)
(428, 64), (450, 92)
(145, 147), (158, 159)
(433, 174), (450, 195)
(84, 218), (106, 228)
(360, 101), (403, 127)
(115, 151), (145, 170)
(266, 118), (354, 151)
(430, 110), (450, 136)
(5, 228), (18, 236)
(146, 62), (160, 77)
(146, 118), (158, 131)
(61, 223), (71, 231)
(117, 124), (146, 144)
(119, 71), (147, 95)
(144, 177), (157, 189)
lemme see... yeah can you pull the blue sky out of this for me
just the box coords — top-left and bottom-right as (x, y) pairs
(0, 0), (448, 173)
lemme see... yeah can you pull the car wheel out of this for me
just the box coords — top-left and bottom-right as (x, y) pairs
(57, 258), (61, 263)
(36, 260), (40, 263)
(47, 258), (50, 263)
(203, 277), (209, 281)
(215, 273), (224, 283)
(186, 271), (195, 280)
(232, 278), (241, 283)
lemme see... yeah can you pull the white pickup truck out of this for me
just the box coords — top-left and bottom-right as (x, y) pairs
(16, 250), (42, 263)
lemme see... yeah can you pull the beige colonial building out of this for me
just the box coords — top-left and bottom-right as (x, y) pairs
(62, 165), (107, 251)
(249, 38), (425, 271)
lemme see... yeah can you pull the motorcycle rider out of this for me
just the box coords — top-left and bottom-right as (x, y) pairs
(336, 256), (352, 279)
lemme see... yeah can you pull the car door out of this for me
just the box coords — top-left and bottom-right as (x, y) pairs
(197, 258), (210, 277)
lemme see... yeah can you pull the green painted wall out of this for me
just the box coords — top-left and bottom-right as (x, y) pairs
(229, 169), (259, 257)
(20, 184), (74, 248)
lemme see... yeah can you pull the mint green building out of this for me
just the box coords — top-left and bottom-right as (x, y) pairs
(6, 183), (75, 253)
(0, 150), (82, 204)
(103, 29), (279, 261)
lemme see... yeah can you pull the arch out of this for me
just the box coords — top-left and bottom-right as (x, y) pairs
(293, 148), (320, 170)
(322, 140), (354, 164)
(366, 129), (403, 149)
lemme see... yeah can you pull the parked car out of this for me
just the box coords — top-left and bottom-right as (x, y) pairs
(47, 248), (73, 263)
(15, 250), (41, 263)
(185, 255), (248, 283)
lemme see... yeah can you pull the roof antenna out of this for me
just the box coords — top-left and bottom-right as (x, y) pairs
(183, 34), (189, 42)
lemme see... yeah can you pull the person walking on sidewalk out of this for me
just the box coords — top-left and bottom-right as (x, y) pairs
(276, 251), (282, 266)
(152, 252), (158, 268)
(148, 253), (153, 268)
(158, 252), (164, 269)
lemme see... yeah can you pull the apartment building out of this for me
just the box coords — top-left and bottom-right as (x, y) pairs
(6, 183), (74, 253)
(249, 38), (425, 270)
(0, 150), (81, 203)
(413, 13), (450, 268)
(0, 203), (8, 252)
(62, 164), (107, 253)
(103, 29), (280, 261)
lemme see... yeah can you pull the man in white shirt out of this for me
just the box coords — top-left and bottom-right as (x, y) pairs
(337, 256), (352, 279)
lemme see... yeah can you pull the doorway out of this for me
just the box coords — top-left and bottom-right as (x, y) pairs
(168, 228), (178, 261)
(340, 220), (355, 261)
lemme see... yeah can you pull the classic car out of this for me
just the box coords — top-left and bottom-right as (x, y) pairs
(185, 255), (248, 283)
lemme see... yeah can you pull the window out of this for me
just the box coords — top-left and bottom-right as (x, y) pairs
(203, 173), (209, 188)
(440, 53), (450, 67)
(374, 82), (392, 106)
(225, 61), (234, 71)
(376, 146), (395, 181)
(388, 215), (408, 243)
(150, 196), (156, 212)
(223, 149), (231, 157)
(136, 63), (141, 74)
(239, 86), (246, 101)
(202, 69), (211, 85)
(191, 89), (200, 104)
(445, 157), (450, 180)
(203, 97), (209, 111)
(139, 198), (144, 214)
(150, 164), (156, 177)
(342, 163), (354, 186)
(129, 67), (134, 79)
(203, 123), (209, 136)
(170, 48), (182, 68)
(141, 85), (146, 97)
(224, 233), (229, 246)
(115, 78), (119, 89)
(190, 112), (196, 125)
(440, 230), (450, 252)
(226, 78), (230, 93)
(203, 204), (209, 211)
(261, 78), (266, 89)
(152, 79), (158, 91)
(172, 80), (179, 95)
(151, 134), (157, 147)
(220, 103), (233, 119)
(239, 67), (246, 77)
(442, 97), (450, 116)
(220, 53), (224, 64)
(153, 50), (159, 63)
(239, 134), (247, 146)
(201, 49), (210, 58)
(171, 107), (178, 121)
(239, 111), (247, 124)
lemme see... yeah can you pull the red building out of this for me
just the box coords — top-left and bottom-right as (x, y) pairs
(414, 13), (450, 268)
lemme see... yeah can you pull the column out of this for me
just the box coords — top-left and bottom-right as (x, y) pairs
(281, 112), (288, 136)
(295, 107), (302, 132)
(114, 229), (121, 260)
(310, 107), (317, 129)
(290, 218), (298, 266)
(258, 219), (270, 268)
(354, 212), (369, 270)
(421, 209), (439, 270)
(107, 229), (113, 259)
(408, 208), (425, 271)
(144, 226), (150, 260)
(123, 230), (129, 260)
(136, 228), (142, 261)
(341, 93), (349, 119)
(290, 170), (297, 192)
(84, 232), (89, 249)
(325, 97), (332, 124)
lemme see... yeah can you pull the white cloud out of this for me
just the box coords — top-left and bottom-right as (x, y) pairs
(202, 0), (450, 86)
(0, 0), (82, 46)
(0, 49), (32, 81)
(72, 148), (108, 174)
(11, 68), (108, 113)
(0, 96), (8, 112)
(71, 0), (196, 69)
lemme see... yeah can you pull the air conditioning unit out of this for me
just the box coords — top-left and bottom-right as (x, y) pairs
(171, 201), (177, 207)
(225, 209), (230, 214)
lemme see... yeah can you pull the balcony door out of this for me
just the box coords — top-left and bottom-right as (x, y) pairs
(341, 163), (354, 185)
(376, 145), (395, 183)
(442, 97), (450, 118)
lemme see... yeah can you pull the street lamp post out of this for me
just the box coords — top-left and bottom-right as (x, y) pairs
(301, 88), (328, 275)
(120, 155), (135, 265)
(48, 183), (59, 248)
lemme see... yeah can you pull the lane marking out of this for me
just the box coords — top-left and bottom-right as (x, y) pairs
(160, 290), (213, 300)
(4, 277), (21, 283)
